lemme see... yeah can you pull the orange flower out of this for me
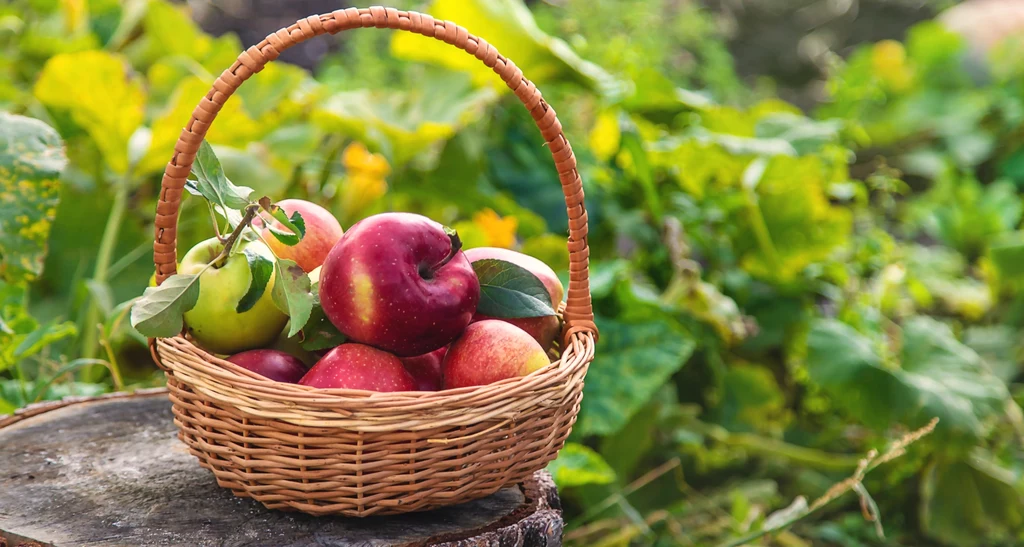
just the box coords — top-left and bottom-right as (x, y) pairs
(472, 208), (518, 249)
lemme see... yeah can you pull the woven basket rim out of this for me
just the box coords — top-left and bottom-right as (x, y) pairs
(154, 330), (594, 402)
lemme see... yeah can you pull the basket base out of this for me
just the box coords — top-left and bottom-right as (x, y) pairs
(0, 391), (565, 547)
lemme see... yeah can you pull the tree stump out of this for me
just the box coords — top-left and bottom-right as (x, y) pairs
(0, 391), (563, 547)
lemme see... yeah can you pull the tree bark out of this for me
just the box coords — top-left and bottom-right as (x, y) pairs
(0, 391), (563, 547)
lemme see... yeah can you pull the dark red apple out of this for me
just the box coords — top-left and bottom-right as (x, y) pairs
(298, 343), (416, 391)
(318, 212), (480, 356)
(464, 247), (564, 351)
(260, 199), (344, 273)
(442, 320), (550, 389)
(226, 349), (308, 383)
(400, 346), (447, 391)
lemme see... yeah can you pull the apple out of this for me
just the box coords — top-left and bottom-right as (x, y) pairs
(226, 349), (307, 383)
(181, 238), (288, 355)
(260, 199), (343, 273)
(318, 212), (480, 356)
(400, 346), (447, 391)
(442, 320), (550, 389)
(299, 343), (416, 391)
(464, 247), (564, 351)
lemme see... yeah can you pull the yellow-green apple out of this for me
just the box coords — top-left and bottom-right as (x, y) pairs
(318, 212), (480, 356)
(181, 238), (287, 354)
(260, 199), (343, 273)
(442, 320), (550, 389)
(464, 247), (563, 351)
(400, 346), (446, 391)
(298, 343), (415, 391)
(226, 349), (307, 383)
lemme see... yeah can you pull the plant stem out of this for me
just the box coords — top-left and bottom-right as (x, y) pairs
(80, 170), (131, 378)
(215, 205), (258, 267)
(687, 419), (864, 471)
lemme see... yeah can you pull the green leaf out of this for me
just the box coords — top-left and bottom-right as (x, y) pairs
(736, 154), (853, 284)
(130, 274), (201, 338)
(300, 305), (347, 352)
(14, 320), (77, 359)
(547, 443), (617, 488)
(236, 248), (273, 313)
(0, 114), (67, 282)
(33, 50), (144, 174)
(989, 231), (1024, 279)
(390, 0), (616, 95)
(0, 397), (14, 415)
(921, 454), (1024, 547)
(313, 71), (496, 166)
(576, 317), (696, 436)
(806, 317), (1011, 445)
(271, 259), (313, 338)
(473, 258), (555, 318)
(191, 140), (254, 211)
(713, 364), (787, 434)
(137, 76), (261, 176)
(262, 206), (306, 247)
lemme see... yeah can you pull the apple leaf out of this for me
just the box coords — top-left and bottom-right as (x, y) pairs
(473, 258), (556, 318)
(271, 259), (313, 337)
(260, 201), (306, 247)
(236, 248), (273, 313)
(300, 305), (347, 351)
(547, 443), (617, 488)
(130, 274), (201, 338)
(191, 140), (254, 213)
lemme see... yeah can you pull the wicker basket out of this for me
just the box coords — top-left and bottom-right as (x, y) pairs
(148, 6), (598, 517)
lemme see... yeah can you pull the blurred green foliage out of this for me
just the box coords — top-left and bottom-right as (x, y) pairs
(3, 0), (1024, 545)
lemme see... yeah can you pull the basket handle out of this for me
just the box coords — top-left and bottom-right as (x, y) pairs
(152, 6), (597, 345)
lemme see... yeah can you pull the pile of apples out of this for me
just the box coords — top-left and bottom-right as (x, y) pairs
(181, 200), (563, 392)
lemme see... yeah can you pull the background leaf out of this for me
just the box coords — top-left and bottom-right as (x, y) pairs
(576, 317), (696, 436)
(33, 50), (144, 174)
(920, 454), (1024, 547)
(390, 0), (616, 94)
(806, 317), (1011, 445)
(547, 443), (617, 488)
(0, 114), (67, 282)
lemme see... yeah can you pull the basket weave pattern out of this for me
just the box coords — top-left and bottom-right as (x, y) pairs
(150, 6), (598, 516)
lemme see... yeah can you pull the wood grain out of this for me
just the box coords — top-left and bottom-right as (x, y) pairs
(0, 392), (563, 546)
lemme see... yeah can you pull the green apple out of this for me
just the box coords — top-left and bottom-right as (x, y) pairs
(181, 238), (287, 355)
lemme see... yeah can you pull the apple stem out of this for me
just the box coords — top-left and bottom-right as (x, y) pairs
(430, 227), (463, 273)
(213, 205), (259, 268)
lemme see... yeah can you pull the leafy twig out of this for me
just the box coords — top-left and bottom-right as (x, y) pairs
(716, 418), (939, 547)
(214, 205), (258, 268)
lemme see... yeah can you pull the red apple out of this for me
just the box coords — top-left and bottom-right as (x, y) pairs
(261, 199), (343, 273)
(226, 349), (308, 383)
(319, 212), (480, 356)
(400, 346), (447, 391)
(464, 247), (564, 351)
(298, 343), (416, 391)
(442, 320), (550, 389)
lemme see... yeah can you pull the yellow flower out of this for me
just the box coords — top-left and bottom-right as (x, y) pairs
(342, 142), (390, 178)
(472, 208), (518, 249)
(872, 40), (913, 93)
(338, 142), (391, 223)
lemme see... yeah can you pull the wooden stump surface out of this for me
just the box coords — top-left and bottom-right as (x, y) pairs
(0, 391), (563, 547)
